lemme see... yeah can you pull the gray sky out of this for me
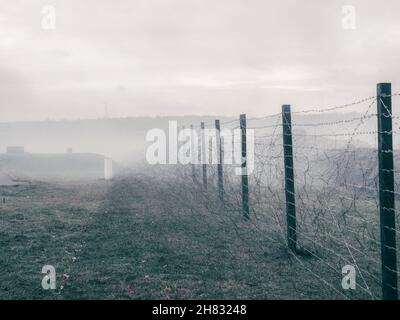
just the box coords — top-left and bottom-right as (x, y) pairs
(1, 0), (400, 121)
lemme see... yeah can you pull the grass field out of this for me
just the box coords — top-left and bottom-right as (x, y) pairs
(0, 173), (379, 299)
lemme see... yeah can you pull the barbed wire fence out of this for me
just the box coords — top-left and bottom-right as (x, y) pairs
(162, 83), (400, 300)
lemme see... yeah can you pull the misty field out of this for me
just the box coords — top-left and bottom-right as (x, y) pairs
(0, 167), (387, 300)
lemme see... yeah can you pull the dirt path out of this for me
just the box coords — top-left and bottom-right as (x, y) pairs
(59, 174), (347, 300)
(1, 174), (358, 299)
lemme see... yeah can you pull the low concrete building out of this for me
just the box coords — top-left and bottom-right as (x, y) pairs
(6, 146), (25, 154)
(0, 152), (114, 181)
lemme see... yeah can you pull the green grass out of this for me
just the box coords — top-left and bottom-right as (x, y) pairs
(0, 175), (377, 300)
(0, 181), (109, 299)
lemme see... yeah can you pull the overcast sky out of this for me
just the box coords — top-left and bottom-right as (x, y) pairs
(1, 0), (400, 122)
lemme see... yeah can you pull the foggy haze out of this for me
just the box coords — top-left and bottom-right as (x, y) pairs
(1, 0), (400, 122)
(2, 1), (400, 302)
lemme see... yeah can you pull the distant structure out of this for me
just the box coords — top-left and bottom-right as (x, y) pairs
(6, 146), (25, 154)
(66, 148), (73, 154)
(0, 151), (107, 181)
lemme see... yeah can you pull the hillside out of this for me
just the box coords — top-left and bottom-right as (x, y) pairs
(0, 112), (380, 166)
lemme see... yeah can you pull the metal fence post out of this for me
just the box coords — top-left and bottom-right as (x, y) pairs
(181, 125), (185, 176)
(190, 125), (197, 184)
(240, 114), (250, 219)
(215, 120), (224, 201)
(282, 105), (297, 252)
(201, 122), (207, 190)
(377, 82), (398, 300)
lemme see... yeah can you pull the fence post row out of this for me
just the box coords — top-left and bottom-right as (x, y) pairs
(200, 122), (207, 190)
(215, 120), (224, 201)
(240, 114), (250, 219)
(377, 83), (398, 300)
(189, 83), (398, 300)
(282, 105), (297, 252)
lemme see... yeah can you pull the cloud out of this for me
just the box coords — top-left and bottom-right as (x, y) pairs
(0, 0), (400, 121)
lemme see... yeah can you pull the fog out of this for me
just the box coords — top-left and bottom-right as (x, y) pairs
(1, 0), (400, 180)
(1, 0), (400, 122)
(0, 111), (385, 164)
